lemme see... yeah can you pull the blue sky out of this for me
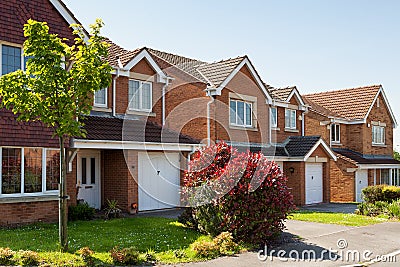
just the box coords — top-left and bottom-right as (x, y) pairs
(64, 0), (400, 150)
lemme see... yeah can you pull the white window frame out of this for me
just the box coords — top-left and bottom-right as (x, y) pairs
(270, 107), (278, 128)
(285, 109), (297, 130)
(94, 87), (108, 108)
(0, 43), (24, 76)
(372, 125), (385, 145)
(229, 99), (253, 128)
(0, 147), (58, 197)
(128, 79), (153, 112)
(331, 124), (340, 143)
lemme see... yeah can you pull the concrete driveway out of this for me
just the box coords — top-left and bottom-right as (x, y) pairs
(168, 220), (400, 267)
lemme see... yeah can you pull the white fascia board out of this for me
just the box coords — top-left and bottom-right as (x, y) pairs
(287, 88), (306, 106)
(217, 58), (273, 102)
(358, 164), (400, 170)
(72, 139), (201, 151)
(268, 157), (305, 162)
(365, 86), (398, 128)
(49, 0), (89, 42)
(328, 117), (366, 125)
(303, 138), (337, 161)
(122, 50), (168, 83)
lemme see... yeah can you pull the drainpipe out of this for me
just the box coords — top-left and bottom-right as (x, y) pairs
(112, 63), (121, 117)
(206, 90), (215, 146)
(301, 112), (305, 136)
(162, 77), (171, 126)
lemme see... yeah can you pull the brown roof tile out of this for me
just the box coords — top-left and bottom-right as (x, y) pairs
(266, 86), (296, 101)
(303, 85), (381, 120)
(197, 56), (246, 87)
(104, 38), (142, 67)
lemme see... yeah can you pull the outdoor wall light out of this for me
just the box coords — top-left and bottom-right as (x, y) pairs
(289, 167), (295, 174)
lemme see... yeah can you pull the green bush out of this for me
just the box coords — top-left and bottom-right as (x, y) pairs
(213, 232), (239, 256)
(0, 247), (16, 265)
(356, 201), (388, 216)
(177, 208), (198, 230)
(68, 202), (96, 221)
(362, 185), (400, 204)
(192, 240), (220, 258)
(110, 246), (140, 265)
(386, 200), (400, 219)
(19, 250), (39, 266)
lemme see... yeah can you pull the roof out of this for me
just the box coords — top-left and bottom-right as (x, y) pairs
(226, 135), (334, 160)
(284, 136), (322, 157)
(303, 85), (382, 121)
(81, 115), (199, 144)
(267, 86), (296, 102)
(333, 148), (400, 165)
(104, 38), (142, 67)
(196, 56), (246, 87)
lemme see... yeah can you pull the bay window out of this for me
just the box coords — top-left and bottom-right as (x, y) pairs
(230, 99), (253, 127)
(285, 109), (296, 129)
(0, 147), (59, 196)
(128, 79), (152, 112)
(372, 126), (385, 145)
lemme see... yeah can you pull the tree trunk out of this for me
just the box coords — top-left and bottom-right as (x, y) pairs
(59, 136), (68, 252)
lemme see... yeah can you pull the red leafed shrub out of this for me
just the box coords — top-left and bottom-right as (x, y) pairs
(181, 142), (296, 245)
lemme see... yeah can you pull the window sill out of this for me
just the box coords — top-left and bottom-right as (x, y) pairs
(126, 110), (156, 117)
(229, 125), (258, 132)
(372, 143), (387, 148)
(284, 128), (299, 133)
(0, 193), (59, 204)
(92, 106), (111, 112)
(331, 142), (342, 146)
(272, 127), (280, 131)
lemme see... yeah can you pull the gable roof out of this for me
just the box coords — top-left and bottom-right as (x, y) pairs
(226, 136), (336, 161)
(265, 85), (306, 108)
(304, 85), (392, 122)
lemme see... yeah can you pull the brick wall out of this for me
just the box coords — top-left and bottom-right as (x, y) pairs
(304, 111), (329, 142)
(329, 158), (356, 202)
(284, 161), (305, 206)
(273, 106), (302, 143)
(214, 66), (270, 144)
(0, 200), (59, 226)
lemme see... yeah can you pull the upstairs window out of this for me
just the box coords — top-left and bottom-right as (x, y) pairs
(285, 109), (296, 129)
(230, 99), (253, 127)
(271, 107), (277, 128)
(1, 45), (22, 75)
(94, 88), (107, 107)
(128, 80), (152, 112)
(331, 124), (340, 143)
(372, 126), (385, 145)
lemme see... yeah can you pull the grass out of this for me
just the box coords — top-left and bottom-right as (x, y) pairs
(0, 217), (217, 266)
(290, 210), (390, 226)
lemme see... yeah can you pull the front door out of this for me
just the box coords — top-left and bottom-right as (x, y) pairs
(77, 151), (101, 209)
(305, 163), (323, 204)
(356, 170), (368, 202)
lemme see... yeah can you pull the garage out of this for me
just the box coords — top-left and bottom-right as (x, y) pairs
(138, 152), (181, 211)
(305, 163), (323, 204)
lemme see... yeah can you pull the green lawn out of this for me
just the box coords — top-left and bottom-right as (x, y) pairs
(290, 211), (390, 226)
(0, 217), (213, 266)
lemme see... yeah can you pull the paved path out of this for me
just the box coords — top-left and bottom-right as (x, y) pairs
(164, 220), (400, 267)
(300, 203), (358, 214)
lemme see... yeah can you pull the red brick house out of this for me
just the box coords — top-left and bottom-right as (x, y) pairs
(304, 85), (400, 202)
(0, 0), (200, 226)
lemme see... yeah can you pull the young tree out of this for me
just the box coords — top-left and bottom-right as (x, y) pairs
(0, 19), (112, 251)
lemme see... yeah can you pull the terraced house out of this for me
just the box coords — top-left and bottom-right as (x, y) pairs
(304, 85), (400, 202)
(1, 0), (398, 226)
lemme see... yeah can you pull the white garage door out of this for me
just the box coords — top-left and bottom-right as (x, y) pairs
(305, 163), (323, 204)
(355, 170), (368, 203)
(138, 152), (180, 211)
